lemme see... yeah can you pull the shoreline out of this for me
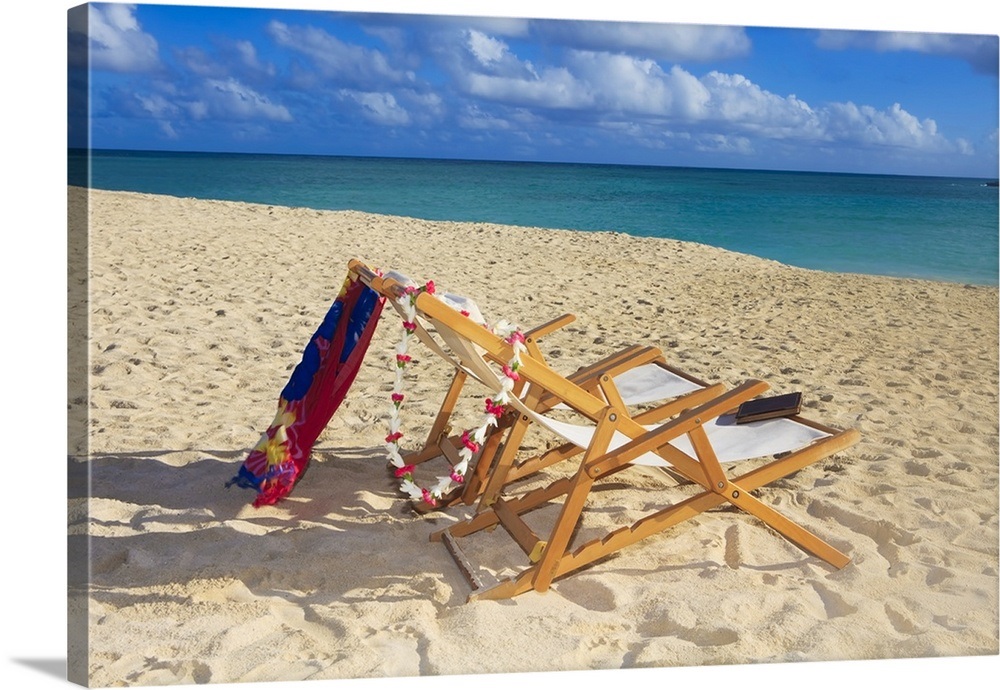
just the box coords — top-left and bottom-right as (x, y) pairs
(69, 178), (999, 288)
(72, 187), (998, 686)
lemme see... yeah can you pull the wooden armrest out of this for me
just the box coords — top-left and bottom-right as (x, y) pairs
(525, 313), (576, 340)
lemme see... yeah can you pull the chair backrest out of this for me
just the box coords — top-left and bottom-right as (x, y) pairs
(352, 258), (631, 411)
(359, 262), (548, 397)
(428, 313), (507, 389)
(373, 267), (494, 384)
(411, 289), (613, 420)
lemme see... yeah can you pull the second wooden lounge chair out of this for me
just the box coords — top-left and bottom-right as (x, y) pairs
(368, 269), (861, 600)
(350, 260), (724, 508)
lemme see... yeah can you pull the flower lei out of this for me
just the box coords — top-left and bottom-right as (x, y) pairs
(386, 282), (526, 508)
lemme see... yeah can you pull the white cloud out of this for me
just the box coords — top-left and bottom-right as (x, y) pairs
(197, 78), (293, 122)
(467, 30), (508, 66)
(186, 100), (209, 120)
(402, 90), (445, 122)
(175, 46), (215, 77)
(452, 33), (960, 159)
(694, 133), (755, 155)
(464, 66), (592, 110)
(458, 40), (709, 113)
(537, 21), (751, 62)
(701, 71), (821, 137)
(568, 52), (672, 114)
(268, 20), (414, 86)
(458, 105), (513, 130)
(234, 40), (276, 77)
(85, 4), (159, 73)
(157, 121), (179, 140)
(568, 53), (711, 117)
(117, 91), (182, 139)
(816, 30), (999, 74)
(459, 30), (539, 82)
(822, 101), (951, 151)
(175, 39), (276, 81)
(339, 91), (410, 126)
(134, 92), (179, 120)
(955, 138), (974, 155)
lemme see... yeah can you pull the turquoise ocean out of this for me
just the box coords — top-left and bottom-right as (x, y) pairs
(71, 149), (999, 286)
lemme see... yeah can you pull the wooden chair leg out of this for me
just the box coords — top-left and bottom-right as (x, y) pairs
(531, 406), (620, 593)
(441, 429), (858, 599)
(686, 419), (852, 569)
(476, 411), (534, 510)
(423, 369), (467, 451)
(726, 487), (850, 568)
(461, 419), (508, 504)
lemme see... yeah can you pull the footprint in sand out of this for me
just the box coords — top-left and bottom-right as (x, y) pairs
(364, 624), (424, 676)
(885, 601), (922, 635)
(553, 578), (617, 612)
(637, 614), (738, 647)
(811, 582), (858, 619)
(678, 626), (739, 647)
(807, 504), (919, 572)
(925, 565), (954, 586)
(723, 524), (742, 570)
(933, 614), (968, 632)
(125, 659), (212, 686)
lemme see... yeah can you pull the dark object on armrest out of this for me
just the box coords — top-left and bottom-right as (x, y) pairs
(735, 392), (802, 424)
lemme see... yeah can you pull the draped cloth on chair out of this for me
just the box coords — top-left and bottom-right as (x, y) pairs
(227, 271), (385, 506)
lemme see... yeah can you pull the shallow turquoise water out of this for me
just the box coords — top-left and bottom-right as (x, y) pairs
(71, 150), (999, 285)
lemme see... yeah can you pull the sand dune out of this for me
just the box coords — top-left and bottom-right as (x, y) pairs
(70, 187), (998, 686)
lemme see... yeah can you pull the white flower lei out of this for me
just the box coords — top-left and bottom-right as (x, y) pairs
(385, 283), (526, 508)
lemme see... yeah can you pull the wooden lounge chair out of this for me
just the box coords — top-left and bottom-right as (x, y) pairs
(353, 263), (861, 600)
(349, 260), (724, 508)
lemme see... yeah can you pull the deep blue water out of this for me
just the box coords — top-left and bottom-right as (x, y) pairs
(70, 149), (999, 285)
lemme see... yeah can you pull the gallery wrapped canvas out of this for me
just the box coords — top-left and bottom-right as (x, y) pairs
(66, 2), (998, 688)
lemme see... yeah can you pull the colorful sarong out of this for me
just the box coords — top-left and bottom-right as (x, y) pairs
(227, 271), (385, 506)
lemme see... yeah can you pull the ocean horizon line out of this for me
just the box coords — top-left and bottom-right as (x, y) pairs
(73, 147), (999, 184)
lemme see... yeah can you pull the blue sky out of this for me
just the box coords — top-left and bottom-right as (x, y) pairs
(69, 1), (999, 177)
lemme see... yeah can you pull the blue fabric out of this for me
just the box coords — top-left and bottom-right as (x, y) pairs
(280, 294), (348, 401)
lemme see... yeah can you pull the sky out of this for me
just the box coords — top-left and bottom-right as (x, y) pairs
(68, 2), (999, 177)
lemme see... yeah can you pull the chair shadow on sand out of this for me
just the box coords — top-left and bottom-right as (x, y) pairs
(71, 446), (483, 610)
(71, 439), (840, 617)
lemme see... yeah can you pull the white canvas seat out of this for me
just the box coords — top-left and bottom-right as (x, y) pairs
(531, 409), (830, 467)
(605, 362), (705, 406)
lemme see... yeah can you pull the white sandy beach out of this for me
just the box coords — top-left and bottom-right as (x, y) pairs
(69, 187), (998, 687)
